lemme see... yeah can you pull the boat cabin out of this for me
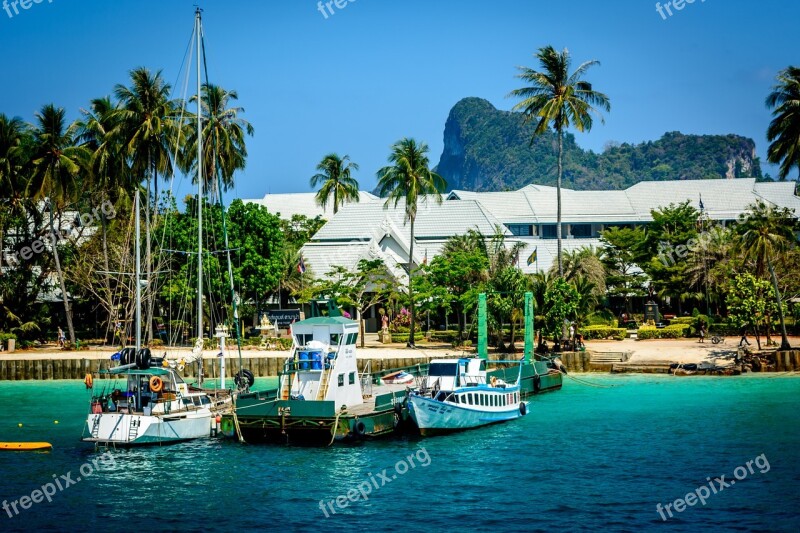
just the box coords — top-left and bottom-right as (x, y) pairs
(424, 358), (488, 391)
(282, 316), (363, 410)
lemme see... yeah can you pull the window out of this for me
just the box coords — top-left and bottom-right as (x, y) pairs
(508, 224), (533, 237)
(480, 395), (486, 406)
(571, 224), (592, 238)
(346, 333), (358, 345)
(453, 395), (459, 404)
(349, 372), (356, 385)
(429, 363), (458, 377)
(468, 393), (474, 405)
(330, 334), (341, 346)
(338, 374), (344, 387)
(542, 225), (557, 239)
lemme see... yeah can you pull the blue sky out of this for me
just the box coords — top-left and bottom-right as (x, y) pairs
(1, 0), (797, 201)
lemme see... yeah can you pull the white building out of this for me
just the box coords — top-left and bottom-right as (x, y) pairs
(246, 178), (800, 279)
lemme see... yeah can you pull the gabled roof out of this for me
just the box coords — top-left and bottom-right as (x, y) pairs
(243, 191), (377, 220)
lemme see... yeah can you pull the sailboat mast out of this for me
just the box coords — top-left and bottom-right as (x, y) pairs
(135, 190), (142, 351)
(195, 7), (204, 380)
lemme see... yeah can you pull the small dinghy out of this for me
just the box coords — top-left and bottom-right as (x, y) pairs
(0, 442), (52, 451)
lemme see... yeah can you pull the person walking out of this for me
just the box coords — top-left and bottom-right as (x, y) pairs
(699, 324), (706, 343)
(739, 326), (751, 348)
(57, 326), (66, 348)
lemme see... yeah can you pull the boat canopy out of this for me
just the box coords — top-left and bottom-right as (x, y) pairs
(101, 367), (171, 376)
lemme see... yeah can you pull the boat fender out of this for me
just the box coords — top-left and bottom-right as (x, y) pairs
(353, 420), (367, 438)
(490, 376), (497, 387)
(519, 402), (527, 416)
(235, 369), (255, 388)
(149, 376), (163, 393)
(136, 348), (152, 370)
(83, 373), (93, 389)
(533, 373), (541, 393)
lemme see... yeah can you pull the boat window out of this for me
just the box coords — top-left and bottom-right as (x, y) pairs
(468, 393), (474, 405)
(453, 395), (459, 404)
(330, 333), (341, 346)
(192, 397), (201, 406)
(182, 398), (193, 406)
(201, 397), (211, 405)
(428, 363), (458, 377)
(338, 374), (344, 387)
(296, 334), (312, 346)
(349, 372), (356, 385)
(346, 333), (358, 345)
(479, 395), (485, 406)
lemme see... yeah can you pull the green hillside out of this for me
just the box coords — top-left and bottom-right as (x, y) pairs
(435, 97), (762, 191)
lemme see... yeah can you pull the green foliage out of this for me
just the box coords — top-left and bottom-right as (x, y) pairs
(636, 326), (659, 340)
(668, 317), (694, 325)
(586, 309), (617, 326)
(435, 98), (762, 191)
(543, 278), (579, 343)
(280, 214), (326, 247)
(661, 324), (690, 338)
(310, 153), (360, 215)
(389, 332), (425, 344)
(599, 226), (648, 308)
(726, 273), (784, 332)
(579, 325), (626, 340)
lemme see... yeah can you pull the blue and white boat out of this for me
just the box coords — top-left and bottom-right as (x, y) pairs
(407, 358), (528, 435)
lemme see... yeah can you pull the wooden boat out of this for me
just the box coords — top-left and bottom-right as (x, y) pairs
(407, 358), (529, 436)
(1, 442), (52, 451)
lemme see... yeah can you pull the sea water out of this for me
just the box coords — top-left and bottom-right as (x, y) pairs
(0, 375), (798, 532)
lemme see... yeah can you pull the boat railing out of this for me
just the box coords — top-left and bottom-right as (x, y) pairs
(360, 360), (373, 399)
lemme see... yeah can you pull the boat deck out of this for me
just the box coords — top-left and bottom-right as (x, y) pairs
(345, 382), (409, 417)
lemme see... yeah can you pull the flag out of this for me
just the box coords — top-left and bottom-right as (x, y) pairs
(297, 256), (306, 274)
(526, 247), (537, 266)
(699, 193), (704, 211)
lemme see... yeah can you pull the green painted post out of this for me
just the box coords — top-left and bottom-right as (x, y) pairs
(524, 292), (533, 363)
(478, 293), (487, 360)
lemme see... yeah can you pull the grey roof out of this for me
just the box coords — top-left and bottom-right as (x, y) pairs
(450, 178), (800, 224)
(243, 191), (377, 220)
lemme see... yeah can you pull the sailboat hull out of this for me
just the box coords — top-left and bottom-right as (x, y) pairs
(83, 411), (214, 446)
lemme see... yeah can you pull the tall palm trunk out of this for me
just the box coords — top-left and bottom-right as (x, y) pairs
(408, 217), (416, 348)
(334, 187), (338, 215)
(556, 130), (564, 277)
(767, 257), (791, 350)
(49, 202), (75, 344)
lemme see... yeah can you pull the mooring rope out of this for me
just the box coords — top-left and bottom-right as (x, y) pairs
(563, 373), (617, 388)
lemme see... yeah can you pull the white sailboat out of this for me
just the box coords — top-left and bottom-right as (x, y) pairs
(83, 9), (225, 446)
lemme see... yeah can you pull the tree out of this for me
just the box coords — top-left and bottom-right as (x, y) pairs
(552, 246), (606, 296)
(542, 278), (579, 347)
(726, 273), (782, 351)
(640, 201), (701, 314)
(509, 45), (610, 277)
(310, 153), (360, 215)
(736, 201), (796, 350)
(114, 67), (179, 341)
(376, 138), (446, 347)
(183, 83), (254, 197)
(765, 66), (800, 180)
(324, 259), (392, 348)
(27, 104), (90, 345)
(599, 226), (647, 313)
(75, 96), (131, 334)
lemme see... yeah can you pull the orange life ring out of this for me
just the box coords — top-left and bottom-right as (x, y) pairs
(84, 373), (93, 389)
(149, 376), (163, 393)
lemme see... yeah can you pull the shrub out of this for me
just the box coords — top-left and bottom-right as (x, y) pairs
(637, 326), (659, 340)
(661, 324), (690, 338)
(390, 332), (424, 344)
(691, 314), (709, 335)
(579, 325), (627, 341)
(668, 317), (694, 325)
(586, 310), (617, 327)
(429, 330), (459, 343)
(149, 339), (164, 348)
(0, 332), (17, 346)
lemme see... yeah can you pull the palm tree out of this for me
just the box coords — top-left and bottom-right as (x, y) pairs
(0, 115), (30, 275)
(736, 201), (795, 350)
(376, 138), (446, 347)
(183, 83), (254, 198)
(76, 96), (131, 337)
(554, 246), (607, 295)
(310, 153), (360, 215)
(27, 104), (90, 345)
(766, 66), (800, 180)
(509, 46), (610, 277)
(114, 67), (178, 341)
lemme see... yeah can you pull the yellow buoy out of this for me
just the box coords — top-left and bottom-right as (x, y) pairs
(17, 423), (22, 427)
(54, 420), (59, 424)
(0, 442), (53, 451)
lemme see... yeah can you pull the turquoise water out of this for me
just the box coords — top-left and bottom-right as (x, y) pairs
(1, 375), (798, 531)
